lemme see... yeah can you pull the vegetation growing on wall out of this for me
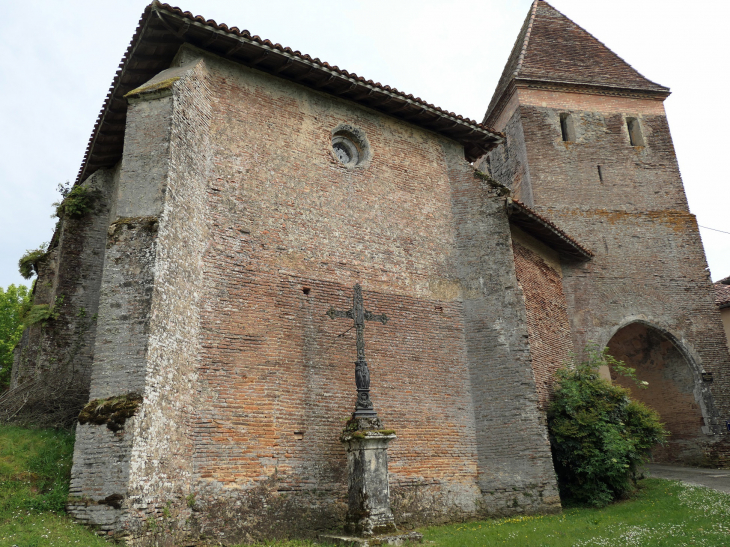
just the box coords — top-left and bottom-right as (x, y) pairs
(547, 345), (667, 507)
(53, 181), (101, 219)
(18, 245), (48, 280)
(78, 393), (143, 432)
(0, 285), (30, 391)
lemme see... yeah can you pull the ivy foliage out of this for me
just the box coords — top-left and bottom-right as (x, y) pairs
(0, 285), (30, 390)
(18, 245), (48, 280)
(547, 345), (668, 507)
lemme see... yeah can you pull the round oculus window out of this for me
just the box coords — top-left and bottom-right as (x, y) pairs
(332, 136), (359, 166)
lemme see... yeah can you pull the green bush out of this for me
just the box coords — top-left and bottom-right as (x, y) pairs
(18, 245), (48, 279)
(0, 285), (30, 390)
(547, 345), (668, 507)
(53, 185), (100, 218)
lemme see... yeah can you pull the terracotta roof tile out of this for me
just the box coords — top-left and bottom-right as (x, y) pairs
(715, 278), (730, 308)
(507, 197), (593, 260)
(76, 2), (503, 184)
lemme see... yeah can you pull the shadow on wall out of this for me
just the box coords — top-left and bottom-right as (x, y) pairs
(606, 322), (712, 466)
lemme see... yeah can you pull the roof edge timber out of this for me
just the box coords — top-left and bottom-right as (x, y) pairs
(76, 2), (503, 184)
(506, 198), (593, 260)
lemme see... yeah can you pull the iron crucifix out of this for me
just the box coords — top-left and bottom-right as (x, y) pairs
(327, 284), (388, 418)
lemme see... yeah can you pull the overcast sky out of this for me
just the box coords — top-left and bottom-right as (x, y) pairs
(1, 0), (728, 290)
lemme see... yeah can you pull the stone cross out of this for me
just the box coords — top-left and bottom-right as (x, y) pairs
(327, 284), (387, 418)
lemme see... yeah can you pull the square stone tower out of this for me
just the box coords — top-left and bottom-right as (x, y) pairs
(481, 0), (730, 465)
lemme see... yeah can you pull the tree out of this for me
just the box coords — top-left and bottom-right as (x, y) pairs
(0, 285), (30, 391)
(547, 345), (668, 507)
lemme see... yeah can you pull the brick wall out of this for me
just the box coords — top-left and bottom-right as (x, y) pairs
(185, 48), (558, 540)
(487, 86), (730, 464)
(511, 228), (574, 412)
(65, 44), (561, 543)
(607, 322), (707, 463)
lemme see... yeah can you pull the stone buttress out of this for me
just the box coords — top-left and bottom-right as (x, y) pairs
(67, 53), (212, 541)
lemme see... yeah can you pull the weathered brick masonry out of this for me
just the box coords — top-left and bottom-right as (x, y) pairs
(62, 31), (560, 542)
(9, 1), (730, 544)
(484, 1), (730, 465)
(511, 228), (574, 412)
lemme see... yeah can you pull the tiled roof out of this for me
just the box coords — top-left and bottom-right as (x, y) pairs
(715, 278), (730, 309)
(76, 2), (503, 184)
(507, 198), (593, 260)
(485, 0), (670, 126)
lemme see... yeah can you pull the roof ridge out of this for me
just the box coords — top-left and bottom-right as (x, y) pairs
(513, 1), (539, 80)
(152, 2), (496, 130)
(75, 2), (503, 184)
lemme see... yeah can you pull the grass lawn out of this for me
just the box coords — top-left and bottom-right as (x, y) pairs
(421, 479), (730, 547)
(2, 424), (730, 547)
(0, 425), (109, 547)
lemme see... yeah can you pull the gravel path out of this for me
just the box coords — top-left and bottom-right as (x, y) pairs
(645, 463), (730, 493)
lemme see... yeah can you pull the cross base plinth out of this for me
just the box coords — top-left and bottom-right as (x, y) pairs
(341, 428), (397, 537)
(319, 531), (424, 546)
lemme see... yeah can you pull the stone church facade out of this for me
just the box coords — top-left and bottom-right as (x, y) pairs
(7, 1), (730, 543)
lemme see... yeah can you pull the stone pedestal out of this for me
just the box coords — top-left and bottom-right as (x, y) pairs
(343, 431), (397, 536)
(321, 419), (422, 545)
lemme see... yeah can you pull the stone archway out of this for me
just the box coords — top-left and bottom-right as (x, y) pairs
(606, 322), (711, 465)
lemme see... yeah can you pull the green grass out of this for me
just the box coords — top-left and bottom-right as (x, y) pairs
(2, 425), (729, 546)
(0, 425), (109, 547)
(422, 479), (730, 547)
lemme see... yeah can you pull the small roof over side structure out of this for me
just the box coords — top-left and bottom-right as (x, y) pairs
(484, 0), (670, 127)
(716, 277), (730, 310)
(506, 197), (593, 261)
(77, 2), (503, 185)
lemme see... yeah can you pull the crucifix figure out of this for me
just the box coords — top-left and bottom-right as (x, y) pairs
(327, 284), (388, 418)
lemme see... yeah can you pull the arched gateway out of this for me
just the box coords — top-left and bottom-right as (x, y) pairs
(606, 321), (718, 465)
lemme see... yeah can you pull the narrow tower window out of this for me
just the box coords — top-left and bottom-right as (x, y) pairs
(597, 165), (604, 183)
(626, 117), (645, 146)
(559, 113), (576, 142)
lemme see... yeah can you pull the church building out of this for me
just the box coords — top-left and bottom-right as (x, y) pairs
(8, 1), (730, 543)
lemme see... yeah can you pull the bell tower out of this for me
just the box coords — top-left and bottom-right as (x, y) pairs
(483, 0), (730, 465)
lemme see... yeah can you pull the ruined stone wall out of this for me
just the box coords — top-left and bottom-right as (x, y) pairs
(510, 227), (574, 412)
(6, 167), (115, 426)
(489, 87), (730, 464)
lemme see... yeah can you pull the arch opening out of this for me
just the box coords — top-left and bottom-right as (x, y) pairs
(606, 322), (709, 465)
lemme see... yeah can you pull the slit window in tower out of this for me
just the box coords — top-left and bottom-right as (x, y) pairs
(598, 165), (604, 183)
(626, 117), (645, 146)
(559, 113), (575, 142)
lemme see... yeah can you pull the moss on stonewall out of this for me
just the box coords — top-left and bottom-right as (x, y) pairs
(78, 393), (143, 432)
(474, 169), (510, 196)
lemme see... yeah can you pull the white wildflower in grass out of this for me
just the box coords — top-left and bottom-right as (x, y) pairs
(678, 482), (730, 517)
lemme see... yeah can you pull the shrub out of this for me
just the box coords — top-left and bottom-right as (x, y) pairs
(547, 345), (668, 507)
(18, 245), (48, 279)
(0, 284), (30, 390)
(53, 184), (100, 218)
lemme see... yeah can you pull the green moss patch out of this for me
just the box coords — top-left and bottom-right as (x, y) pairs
(54, 185), (102, 219)
(78, 393), (143, 432)
(107, 216), (159, 241)
(474, 169), (510, 196)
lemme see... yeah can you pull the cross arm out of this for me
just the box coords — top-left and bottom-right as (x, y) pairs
(364, 310), (388, 325)
(327, 307), (354, 320)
